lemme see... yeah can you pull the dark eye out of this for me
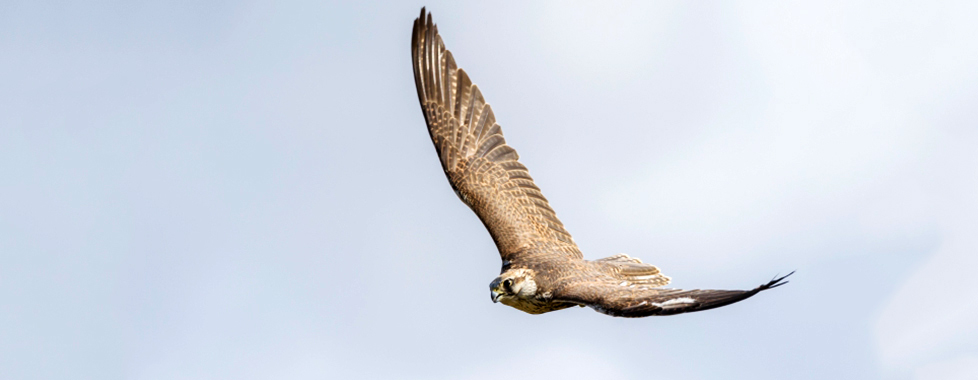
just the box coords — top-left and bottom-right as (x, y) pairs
(502, 279), (513, 293)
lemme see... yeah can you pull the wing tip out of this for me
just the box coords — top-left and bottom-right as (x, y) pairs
(760, 270), (795, 291)
(414, 7), (430, 36)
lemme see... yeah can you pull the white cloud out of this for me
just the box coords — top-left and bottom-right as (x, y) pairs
(535, 0), (681, 83)
(875, 231), (978, 375)
(598, 1), (930, 268)
(913, 353), (978, 380)
(875, 139), (978, 377)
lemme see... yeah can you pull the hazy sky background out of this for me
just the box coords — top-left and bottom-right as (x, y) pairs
(2, 1), (977, 379)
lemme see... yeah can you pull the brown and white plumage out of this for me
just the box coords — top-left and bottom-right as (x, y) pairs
(411, 8), (791, 318)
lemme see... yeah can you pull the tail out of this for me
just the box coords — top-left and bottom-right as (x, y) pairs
(594, 253), (671, 288)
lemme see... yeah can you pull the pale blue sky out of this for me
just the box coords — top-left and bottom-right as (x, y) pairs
(2, 1), (977, 379)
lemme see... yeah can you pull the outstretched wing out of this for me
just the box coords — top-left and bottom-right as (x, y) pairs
(555, 271), (794, 318)
(411, 8), (581, 263)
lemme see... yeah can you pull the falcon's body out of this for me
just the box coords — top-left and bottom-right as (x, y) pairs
(411, 8), (790, 318)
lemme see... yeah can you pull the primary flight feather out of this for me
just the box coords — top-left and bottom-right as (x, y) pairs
(411, 8), (791, 318)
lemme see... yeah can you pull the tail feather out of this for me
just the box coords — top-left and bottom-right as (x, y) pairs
(594, 254), (671, 287)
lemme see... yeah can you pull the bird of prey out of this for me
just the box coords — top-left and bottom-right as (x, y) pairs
(411, 8), (791, 318)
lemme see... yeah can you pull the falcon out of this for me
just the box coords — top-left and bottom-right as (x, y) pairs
(411, 8), (791, 318)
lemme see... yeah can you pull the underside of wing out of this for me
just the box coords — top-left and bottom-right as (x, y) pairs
(556, 271), (794, 318)
(411, 8), (581, 262)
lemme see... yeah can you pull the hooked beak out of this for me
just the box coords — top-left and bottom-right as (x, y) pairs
(491, 290), (502, 303)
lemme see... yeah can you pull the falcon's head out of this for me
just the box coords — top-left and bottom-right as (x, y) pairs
(489, 268), (538, 305)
